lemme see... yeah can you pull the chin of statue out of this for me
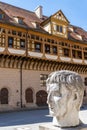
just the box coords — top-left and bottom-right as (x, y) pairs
(50, 110), (56, 116)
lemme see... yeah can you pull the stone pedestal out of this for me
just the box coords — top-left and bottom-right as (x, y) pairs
(39, 123), (87, 130)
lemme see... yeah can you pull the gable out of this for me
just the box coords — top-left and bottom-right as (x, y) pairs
(52, 10), (69, 24)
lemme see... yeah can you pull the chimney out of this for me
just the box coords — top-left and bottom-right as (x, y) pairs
(35, 6), (43, 19)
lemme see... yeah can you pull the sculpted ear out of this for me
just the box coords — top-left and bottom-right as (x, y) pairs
(73, 93), (78, 100)
(73, 92), (81, 110)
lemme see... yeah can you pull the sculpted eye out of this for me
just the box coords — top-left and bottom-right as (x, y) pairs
(53, 96), (61, 101)
(53, 91), (61, 97)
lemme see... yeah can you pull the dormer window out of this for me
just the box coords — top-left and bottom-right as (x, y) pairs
(36, 23), (40, 28)
(14, 16), (24, 24)
(0, 14), (4, 20)
(18, 18), (23, 24)
(32, 22), (40, 28)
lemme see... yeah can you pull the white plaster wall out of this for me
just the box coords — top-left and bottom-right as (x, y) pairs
(8, 48), (25, 55)
(43, 23), (51, 33)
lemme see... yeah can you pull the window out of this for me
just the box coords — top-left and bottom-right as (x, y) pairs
(18, 32), (22, 37)
(52, 46), (57, 54)
(60, 26), (63, 33)
(84, 52), (87, 60)
(40, 74), (48, 86)
(18, 18), (23, 24)
(56, 25), (63, 33)
(8, 37), (13, 48)
(36, 36), (39, 40)
(84, 78), (87, 86)
(25, 88), (33, 103)
(73, 45), (76, 49)
(0, 14), (4, 20)
(12, 30), (16, 35)
(36, 23), (40, 28)
(45, 44), (50, 53)
(1, 88), (8, 104)
(72, 50), (82, 59)
(31, 34), (35, 39)
(47, 39), (50, 43)
(72, 50), (76, 58)
(20, 39), (25, 49)
(77, 51), (82, 59)
(35, 42), (41, 52)
(63, 48), (70, 57)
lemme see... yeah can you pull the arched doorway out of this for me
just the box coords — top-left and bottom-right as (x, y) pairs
(25, 88), (33, 103)
(36, 90), (47, 106)
(1, 88), (8, 104)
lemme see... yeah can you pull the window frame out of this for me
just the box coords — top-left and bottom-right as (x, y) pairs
(20, 39), (25, 49)
(52, 46), (57, 55)
(40, 74), (48, 87)
(45, 44), (50, 54)
(8, 36), (14, 48)
(35, 42), (41, 52)
(0, 14), (4, 20)
(56, 25), (63, 33)
(63, 48), (70, 57)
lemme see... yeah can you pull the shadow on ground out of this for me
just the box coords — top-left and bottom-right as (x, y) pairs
(0, 109), (52, 127)
(0, 106), (87, 128)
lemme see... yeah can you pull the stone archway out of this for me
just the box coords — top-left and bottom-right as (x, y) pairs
(36, 90), (47, 106)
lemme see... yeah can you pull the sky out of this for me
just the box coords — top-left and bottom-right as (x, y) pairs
(0, 0), (87, 31)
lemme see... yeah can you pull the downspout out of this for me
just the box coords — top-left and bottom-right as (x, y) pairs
(20, 29), (28, 108)
(20, 60), (23, 108)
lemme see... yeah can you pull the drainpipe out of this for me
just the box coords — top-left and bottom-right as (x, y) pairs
(20, 60), (23, 108)
(20, 29), (28, 108)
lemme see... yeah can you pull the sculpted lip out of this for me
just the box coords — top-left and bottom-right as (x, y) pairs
(49, 106), (54, 109)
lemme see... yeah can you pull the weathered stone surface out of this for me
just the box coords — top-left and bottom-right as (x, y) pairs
(39, 123), (87, 130)
(46, 70), (84, 127)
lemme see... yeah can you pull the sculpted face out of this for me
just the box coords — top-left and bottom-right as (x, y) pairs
(47, 83), (69, 117)
(46, 70), (84, 127)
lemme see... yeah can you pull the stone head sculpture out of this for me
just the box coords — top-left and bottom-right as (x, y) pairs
(46, 70), (84, 127)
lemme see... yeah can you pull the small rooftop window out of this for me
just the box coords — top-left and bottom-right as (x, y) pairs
(14, 16), (24, 24)
(59, 13), (61, 16)
(31, 22), (40, 28)
(18, 18), (23, 24)
(0, 14), (4, 20)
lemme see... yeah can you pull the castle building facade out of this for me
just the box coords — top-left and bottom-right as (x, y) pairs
(0, 2), (87, 111)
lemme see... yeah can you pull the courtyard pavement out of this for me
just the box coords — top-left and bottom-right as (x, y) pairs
(0, 106), (87, 130)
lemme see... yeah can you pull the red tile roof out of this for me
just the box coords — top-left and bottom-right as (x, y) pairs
(68, 25), (87, 43)
(0, 2), (87, 43)
(0, 2), (47, 29)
